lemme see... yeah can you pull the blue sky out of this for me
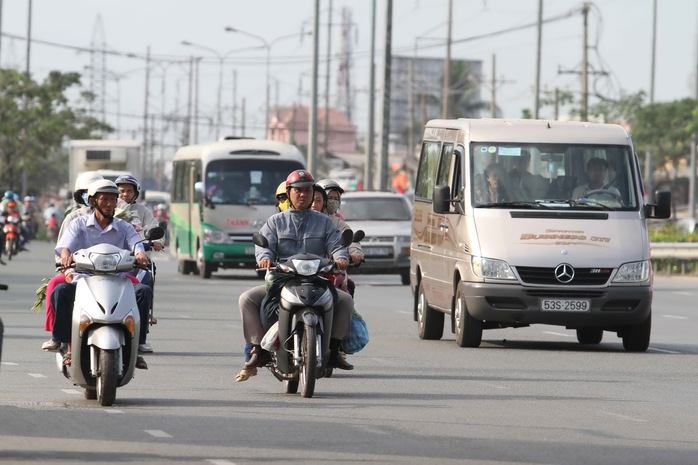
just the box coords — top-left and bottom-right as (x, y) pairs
(1, 0), (695, 143)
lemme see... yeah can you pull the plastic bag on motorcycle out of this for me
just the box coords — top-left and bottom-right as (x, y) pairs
(342, 310), (368, 354)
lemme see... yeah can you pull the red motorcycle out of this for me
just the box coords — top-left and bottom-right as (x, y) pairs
(3, 213), (21, 260)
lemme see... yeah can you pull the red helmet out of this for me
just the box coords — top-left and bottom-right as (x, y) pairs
(286, 169), (315, 189)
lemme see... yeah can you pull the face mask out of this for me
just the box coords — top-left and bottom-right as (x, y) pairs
(277, 198), (290, 211)
(81, 193), (90, 205)
(326, 199), (341, 215)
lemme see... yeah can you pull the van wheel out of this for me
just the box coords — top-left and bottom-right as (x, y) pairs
(621, 312), (651, 352)
(576, 328), (603, 345)
(399, 270), (410, 285)
(178, 259), (194, 275)
(454, 283), (482, 347)
(416, 279), (443, 340)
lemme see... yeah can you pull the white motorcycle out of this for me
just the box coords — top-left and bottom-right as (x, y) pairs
(56, 227), (164, 406)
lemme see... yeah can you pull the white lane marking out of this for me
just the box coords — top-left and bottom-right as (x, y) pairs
(145, 430), (172, 438)
(1, 362), (18, 366)
(675, 291), (693, 295)
(28, 373), (46, 378)
(480, 382), (508, 390)
(61, 389), (81, 395)
(396, 311), (411, 315)
(207, 460), (238, 465)
(600, 411), (648, 423)
(648, 347), (680, 354)
(662, 314), (687, 320)
(106, 409), (124, 414)
(542, 331), (573, 338)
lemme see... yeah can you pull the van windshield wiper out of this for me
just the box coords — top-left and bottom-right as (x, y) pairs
(570, 198), (614, 211)
(476, 201), (550, 209)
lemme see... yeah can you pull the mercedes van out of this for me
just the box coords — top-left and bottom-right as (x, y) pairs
(410, 118), (671, 351)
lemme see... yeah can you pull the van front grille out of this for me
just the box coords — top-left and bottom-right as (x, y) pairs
(516, 266), (612, 285)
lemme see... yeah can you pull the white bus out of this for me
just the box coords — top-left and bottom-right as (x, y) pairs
(170, 137), (306, 278)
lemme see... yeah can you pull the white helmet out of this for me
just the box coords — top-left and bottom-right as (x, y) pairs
(316, 178), (344, 195)
(87, 179), (120, 198)
(74, 171), (104, 191)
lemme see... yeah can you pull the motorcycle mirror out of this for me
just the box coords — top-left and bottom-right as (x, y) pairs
(340, 228), (353, 247)
(144, 226), (165, 241)
(352, 230), (365, 243)
(252, 232), (269, 248)
(158, 220), (169, 230)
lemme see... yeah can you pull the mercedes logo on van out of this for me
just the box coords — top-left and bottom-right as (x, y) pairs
(554, 263), (575, 283)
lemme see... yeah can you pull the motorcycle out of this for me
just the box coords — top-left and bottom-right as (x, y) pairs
(55, 226), (165, 406)
(3, 213), (21, 260)
(252, 228), (354, 398)
(0, 281), (6, 369)
(134, 221), (167, 326)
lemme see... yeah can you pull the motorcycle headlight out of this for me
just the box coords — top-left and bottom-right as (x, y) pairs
(292, 259), (321, 276)
(89, 252), (121, 272)
(472, 256), (516, 280)
(613, 260), (650, 283)
(204, 228), (228, 244)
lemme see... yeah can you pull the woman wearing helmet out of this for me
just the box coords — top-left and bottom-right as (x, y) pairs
(315, 178), (345, 220)
(114, 174), (164, 253)
(236, 169), (355, 380)
(48, 179), (152, 369)
(274, 181), (290, 212)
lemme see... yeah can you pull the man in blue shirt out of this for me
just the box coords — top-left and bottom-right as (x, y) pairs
(50, 180), (152, 369)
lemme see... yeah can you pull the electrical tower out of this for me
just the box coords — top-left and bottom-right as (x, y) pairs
(89, 15), (107, 125)
(335, 6), (354, 121)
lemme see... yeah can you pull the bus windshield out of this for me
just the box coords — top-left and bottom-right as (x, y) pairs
(205, 158), (303, 206)
(471, 143), (639, 211)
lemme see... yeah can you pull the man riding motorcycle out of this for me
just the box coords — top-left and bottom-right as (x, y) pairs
(236, 170), (355, 381)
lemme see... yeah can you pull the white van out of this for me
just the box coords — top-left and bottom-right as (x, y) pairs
(410, 118), (671, 352)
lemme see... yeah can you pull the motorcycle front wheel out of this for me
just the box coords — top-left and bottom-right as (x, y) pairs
(299, 323), (317, 398)
(97, 349), (119, 406)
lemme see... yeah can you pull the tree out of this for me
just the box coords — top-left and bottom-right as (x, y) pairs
(589, 90), (646, 125)
(0, 69), (111, 194)
(444, 61), (487, 119)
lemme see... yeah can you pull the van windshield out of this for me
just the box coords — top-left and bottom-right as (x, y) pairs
(470, 143), (638, 210)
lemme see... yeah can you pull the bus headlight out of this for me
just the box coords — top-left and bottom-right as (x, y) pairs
(472, 256), (516, 280)
(613, 260), (650, 283)
(204, 228), (228, 244)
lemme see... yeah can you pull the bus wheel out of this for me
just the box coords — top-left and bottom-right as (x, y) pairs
(178, 259), (194, 275)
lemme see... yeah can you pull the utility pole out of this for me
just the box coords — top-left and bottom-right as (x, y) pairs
(441, 0), (453, 119)
(644, 0), (657, 199)
(143, 46), (151, 182)
(377, 0), (393, 191)
(323, 0), (333, 157)
(0, 0), (4, 64)
(308, 0), (320, 173)
(581, 2), (589, 121)
(231, 69), (237, 135)
(25, 0), (32, 76)
(533, 0), (543, 119)
(364, 0), (377, 191)
(490, 55), (496, 118)
(407, 58), (414, 159)
(689, 8), (698, 223)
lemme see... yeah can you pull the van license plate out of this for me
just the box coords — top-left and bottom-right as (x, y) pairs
(540, 299), (590, 312)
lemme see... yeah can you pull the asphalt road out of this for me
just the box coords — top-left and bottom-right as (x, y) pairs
(1, 240), (697, 464)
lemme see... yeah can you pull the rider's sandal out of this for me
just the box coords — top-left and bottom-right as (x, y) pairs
(135, 356), (148, 370)
(62, 353), (72, 366)
(235, 367), (258, 382)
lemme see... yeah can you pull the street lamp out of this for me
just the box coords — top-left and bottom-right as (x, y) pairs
(224, 27), (311, 138)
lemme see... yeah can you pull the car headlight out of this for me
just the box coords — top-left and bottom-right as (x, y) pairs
(292, 259), (321, 276)
(204, 228), (228, 244)
(89, 252), (121, 271)
(395, 235), (410, 244)
(472, 256), (516, 280)
(613, 260), (650, 283)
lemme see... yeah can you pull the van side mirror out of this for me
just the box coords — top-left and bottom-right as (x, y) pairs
(433, 185), (452, 214)
(648, 190), (671, 219)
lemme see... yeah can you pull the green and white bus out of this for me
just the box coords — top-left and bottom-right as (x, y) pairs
(170, 138), (306, 278)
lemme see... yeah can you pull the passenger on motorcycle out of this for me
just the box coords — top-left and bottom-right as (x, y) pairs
(115, 174), (162, 353)
(48, 180), (152, 369)
(275, 181), (290, 212)
(237, 170), (355, 378)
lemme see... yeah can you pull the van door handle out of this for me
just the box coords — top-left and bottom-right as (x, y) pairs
(439, 223), (449, 231)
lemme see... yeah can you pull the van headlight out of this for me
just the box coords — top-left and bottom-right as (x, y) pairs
(613, 260), (650, 282)
(472, 256), (516, 280)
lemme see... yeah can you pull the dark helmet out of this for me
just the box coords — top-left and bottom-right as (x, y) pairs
(114, 174), (141, 200)
(285, 170), (315, 189)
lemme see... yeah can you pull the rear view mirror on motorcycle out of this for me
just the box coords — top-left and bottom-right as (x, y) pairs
(144, 226), (165, 241)
(157, 221), (168, 230)
(340, 229), (353, 247)
(352, 230), (365, 243)
(253, 232), (269, 248)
